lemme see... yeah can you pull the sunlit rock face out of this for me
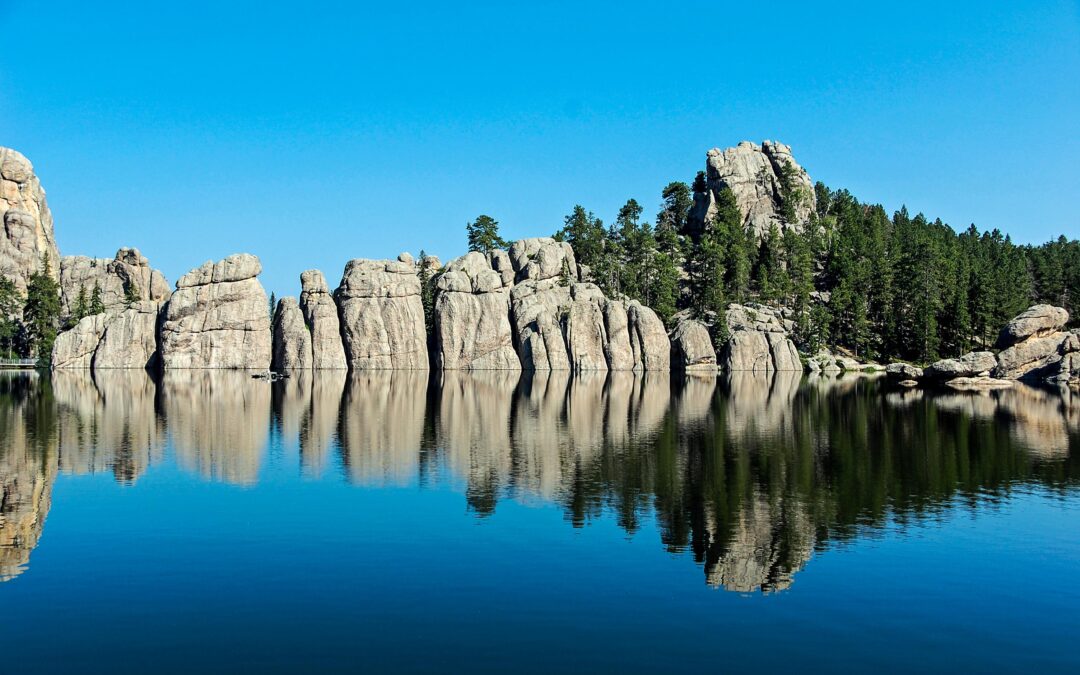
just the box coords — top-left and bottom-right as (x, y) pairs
(299, 270), (347, 370)
(337, 371), (429, 485)
(271, 296), (312, 371)
(670, 319), (717, 372)
(336, 259), (429, 370)
(0, 147), (60, 296)
(51, 370), (164, 482)
(688, 140), (816, 241)
(0, 373), (58, 582)
(160, 371), (270, 485)
(59, 248), (170, 319)
(52, 301), (163, 370)
(721, 304), (801, 372)
(433, 252), (519, 371)
(159, 254), (272, 370)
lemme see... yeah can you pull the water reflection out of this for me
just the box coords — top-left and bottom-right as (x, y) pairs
(0, 370), (1076, 590)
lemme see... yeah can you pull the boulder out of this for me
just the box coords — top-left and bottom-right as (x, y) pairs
(886, 362), (924, 381)
(508, 237), (578, 283)
(59, 247), (170, 319)
(336, 258), (428, 370)
(688, 140), (815, 241)
(996, 304), (1069, 348)
(945, 376), (1013, 391)
(720, 304), (801, 372)
(159, 253), (272, 369)
(671, 320), (717, 372)
(0, 147), (61, 296)
(93, 301), (163, 369)
(272, 297), (312, 370)
(433, 251), (519, 370)
(51, 314), (108, 368)
(993, 332), (1073, 380)
(924, 351), (997, 380)
(299, 270), (347, 369)
(627, 302), (670, 371)
(806, 350), (843, 374)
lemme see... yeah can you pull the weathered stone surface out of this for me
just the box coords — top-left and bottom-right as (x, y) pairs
(59, 248), (170, 319)
(336, 258), (428, 370)
(272, 297), (312, 370)
(94, 301), (162, 369)
(508, 238), (578, 282)
(0, 147), (61, 297)
(996, 304), (1069, 348)
(565, 284), (609, 372)
(806, 350), (843, 374)
(945, 376), (1014, 391)
(689, 140), (815, 240)
(434, 252), (519, 370)
(51, 314), (108, 369)
(993, 332), (1072, 380)
(299, 270), (347, 370)
(602, 300), (635, 371)
(720, 304), (801, 372)
(924, 351), (997, 380)
(886, 362), (924, 380)
(159, 254), (271, 369)
(627, 302), (670, 371)
(510, 279), (573, 371)
(671, 319), (716, 372)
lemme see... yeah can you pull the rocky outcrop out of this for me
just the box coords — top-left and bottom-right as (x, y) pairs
(52, 301), (163, 369)
(670, 319), (717, 372)
(627, 302), (671, 371)
(0, 147), (60, 295)
(996, 304), (1069, 348)
(336, 258), (428, 370)
(271, 297), (312, 370)
(886, 362), (924, 381)
(720, 304), (801, 372)
(689, 141), (815, 240)
(59, 248), (170, 319)
(51, 314), (109, 368)
(299, 270), (347, 369)
(159, 254), (271, 369)
(433, 251), (519, 370)
(807, 349), (880, 373)
(924, 351), (997, 380)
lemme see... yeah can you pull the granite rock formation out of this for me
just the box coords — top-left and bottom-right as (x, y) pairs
(336, 258), (428, 370)
(670, 319), (717, 372)
(59, 247), (170, 318)
(996, 304), (1069, 348)
(433, 251), (519, 370)
(159, 254), (272, 369)
(689, 140), (815, 240)
(0, 146), (60, 295)
(924, 351), (997, 380)
(720, 304), (801, 372)
(992, 306), (1077, 382)
(51, 301), (163, 369)
(299, 270), (347, 369)
(271, 296), (312, 370)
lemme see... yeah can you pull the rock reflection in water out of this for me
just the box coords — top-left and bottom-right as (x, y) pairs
(0, 369), (1077, 590)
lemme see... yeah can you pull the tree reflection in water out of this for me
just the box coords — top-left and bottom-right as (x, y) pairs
(1, 370), (1077, 590)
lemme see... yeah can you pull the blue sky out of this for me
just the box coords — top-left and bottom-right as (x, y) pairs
(1, 1), (1077, 297)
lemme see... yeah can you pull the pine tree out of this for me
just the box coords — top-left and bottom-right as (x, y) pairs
(0, 276), (22, 358)
(418, 250), (437, 335)
(89, 281), (106, 315)
(22, 255), (61, 363)
(124, 281), (141, 304)
(466, 215), (509, 254)
(268, 292), (277, 326)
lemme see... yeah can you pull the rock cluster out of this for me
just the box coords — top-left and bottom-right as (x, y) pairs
(159, 254), (271, 369)
(806, 349), (880, 374)
(0, 147), (60, 295)
(433, 251), (519, 370)
(670, 319), (717, 372)
(336, 255), (428, 370)
(59, 247), (170, 318)
(51, 301), (163, 369)
(720, 304), (801, 372)
(688, 140), (815, 240)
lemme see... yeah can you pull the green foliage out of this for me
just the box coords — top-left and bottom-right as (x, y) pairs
(124, 281), (141, 304)
(89, 281), (106, 315)
(418, 250), (437, 335)
(466, 214), (508, 254)
(22, 255), (61, 364)
(0, 276), (22, 358)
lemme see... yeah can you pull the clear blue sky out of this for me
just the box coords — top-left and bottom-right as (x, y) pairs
(2, 1), (1077, 297)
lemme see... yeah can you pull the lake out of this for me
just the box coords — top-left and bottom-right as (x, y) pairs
(1, 370), (1078, 673)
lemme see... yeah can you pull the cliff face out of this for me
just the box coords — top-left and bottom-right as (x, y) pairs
(0, 147), (60, 295)
(59, 247), (170, 319)
(689, 140), (816, 240)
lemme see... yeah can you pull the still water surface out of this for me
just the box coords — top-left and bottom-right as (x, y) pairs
(1, 370), (1078, 673)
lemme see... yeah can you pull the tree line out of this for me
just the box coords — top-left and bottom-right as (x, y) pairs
(463, 173), (1078, 365)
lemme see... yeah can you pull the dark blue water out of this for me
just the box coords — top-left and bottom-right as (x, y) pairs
(2, 370), (1078, 673)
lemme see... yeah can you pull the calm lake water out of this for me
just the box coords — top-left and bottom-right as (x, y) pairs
(1, 369), (1078, 673)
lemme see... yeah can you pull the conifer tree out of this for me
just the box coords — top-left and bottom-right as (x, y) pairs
(22, 255), (61, 363)
(466, 215), (509, 254)
(89, 281), (106, 315)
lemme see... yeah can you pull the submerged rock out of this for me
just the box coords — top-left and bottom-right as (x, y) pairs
(159, 253), (272, 369)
